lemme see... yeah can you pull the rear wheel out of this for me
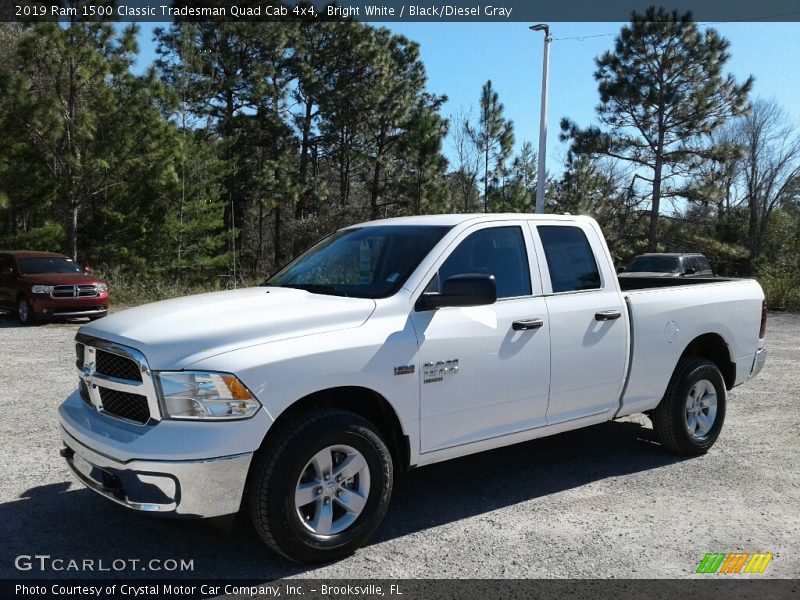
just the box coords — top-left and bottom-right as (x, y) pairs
(248, 409), (393, 563)
(651, 357), (726, 455)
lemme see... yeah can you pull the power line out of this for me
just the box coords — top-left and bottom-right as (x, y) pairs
(551, 11), (800, 42)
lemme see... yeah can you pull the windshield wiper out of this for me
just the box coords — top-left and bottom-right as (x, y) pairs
(271, 283), (349, 297)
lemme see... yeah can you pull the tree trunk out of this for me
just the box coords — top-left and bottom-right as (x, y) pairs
(295, 99), (313, 219)
(274, 204), (281, 266)
(484, 143), (489, 213)
(648, 130), (666, 250)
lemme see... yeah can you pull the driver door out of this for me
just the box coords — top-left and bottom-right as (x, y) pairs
(411, 223), (551, 453)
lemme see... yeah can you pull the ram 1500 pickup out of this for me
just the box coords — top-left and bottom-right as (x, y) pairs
(59, 214), (767, 563)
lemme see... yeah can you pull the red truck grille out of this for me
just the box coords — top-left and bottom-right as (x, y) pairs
(51, 284), (98, 298)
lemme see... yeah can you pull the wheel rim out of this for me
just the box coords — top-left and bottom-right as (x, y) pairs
(18, 300), (28, 322)
(684, 378), (718, 439)
(295, 444), (370, 537)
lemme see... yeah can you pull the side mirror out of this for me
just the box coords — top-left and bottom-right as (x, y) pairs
(616, 266), (626, 274)
(417, 274), (497, 311)
(1, 267), (12, 275)
(682, 268), (696, 275)
(83, 265), (93, 274)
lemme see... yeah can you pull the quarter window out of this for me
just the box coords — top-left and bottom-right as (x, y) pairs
(538, 226), (601, 293)
(434, 226), (532, 299)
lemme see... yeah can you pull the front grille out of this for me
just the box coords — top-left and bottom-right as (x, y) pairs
(52, 285), (77, 298)
(96, 349), (142, 382)
(79, 380), (91, 405)
(76, 343), (85, 369)
(99, 388), (150, 424)
(77, 284), (98, 297)
(51, 284), (98, 298)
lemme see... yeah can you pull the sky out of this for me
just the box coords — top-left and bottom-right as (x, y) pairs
(132, 21), (800, 176)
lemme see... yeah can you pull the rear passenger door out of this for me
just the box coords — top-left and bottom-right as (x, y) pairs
(531, 223), (628, 423)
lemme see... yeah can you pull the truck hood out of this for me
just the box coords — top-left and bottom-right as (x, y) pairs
(20, 273), (106, 285)
(78, 286), (376, 369)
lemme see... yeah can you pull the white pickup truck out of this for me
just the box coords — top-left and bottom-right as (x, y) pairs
(59, 214), (767, 563)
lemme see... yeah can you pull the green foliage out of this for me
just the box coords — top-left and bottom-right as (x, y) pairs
(466, 80), (514, 211)
(757, 266), (800, 312)
(4, 221), (65, 251)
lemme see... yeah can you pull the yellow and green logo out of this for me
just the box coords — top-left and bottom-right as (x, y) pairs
(696, 552), (773, 574)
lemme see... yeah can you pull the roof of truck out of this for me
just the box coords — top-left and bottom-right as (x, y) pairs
(349, 213), (590, 228)
(1, 250), (68, 258)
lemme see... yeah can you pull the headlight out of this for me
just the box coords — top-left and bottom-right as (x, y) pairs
(97, 283), (108, 292)
(31, 285), (54, 294)
(156, 371), (260, 420)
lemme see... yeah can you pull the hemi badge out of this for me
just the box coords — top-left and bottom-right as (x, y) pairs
(393, 365), (415, 376)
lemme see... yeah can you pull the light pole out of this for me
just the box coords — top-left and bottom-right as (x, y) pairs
(530, 23), (551, 214)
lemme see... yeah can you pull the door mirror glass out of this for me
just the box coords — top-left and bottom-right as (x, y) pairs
(417, 274), (497, 310)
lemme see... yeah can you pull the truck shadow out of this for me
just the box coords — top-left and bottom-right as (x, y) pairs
(0, 419), (685, 580)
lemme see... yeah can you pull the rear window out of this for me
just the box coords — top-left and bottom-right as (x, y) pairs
(626, 256), (680, 274)
(538, 226), (601, 293)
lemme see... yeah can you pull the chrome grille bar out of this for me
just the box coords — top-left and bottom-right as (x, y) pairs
(75, 335), (161, 426)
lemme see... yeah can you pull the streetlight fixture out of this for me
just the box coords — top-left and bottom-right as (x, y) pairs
(530, 23), (551, 214)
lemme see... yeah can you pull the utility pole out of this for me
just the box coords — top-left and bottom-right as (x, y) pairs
(530, 24), (551, 214)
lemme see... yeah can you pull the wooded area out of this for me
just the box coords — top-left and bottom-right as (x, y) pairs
(1, 7), (798, 308)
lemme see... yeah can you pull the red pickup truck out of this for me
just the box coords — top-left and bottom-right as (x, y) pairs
(0, 251), (109, 324)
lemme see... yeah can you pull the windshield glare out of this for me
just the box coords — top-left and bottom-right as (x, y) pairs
(18, 257), (82, 275)
(626, 256), (680, 273)
(266, 225), (451, 298)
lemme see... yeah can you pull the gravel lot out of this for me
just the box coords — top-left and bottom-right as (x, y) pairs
(0, 311), (797, 579)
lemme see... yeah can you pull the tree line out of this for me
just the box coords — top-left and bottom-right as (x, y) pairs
(0, 7), (798, 308)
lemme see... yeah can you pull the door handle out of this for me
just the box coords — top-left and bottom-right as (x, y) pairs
(512, 318), (544, 331)
(595, 310), (622, 321)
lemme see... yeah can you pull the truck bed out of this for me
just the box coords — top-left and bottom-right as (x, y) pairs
(618, 276), (735, 291)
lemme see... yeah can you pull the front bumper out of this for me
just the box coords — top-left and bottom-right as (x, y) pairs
(61, 428), (252, 517)
(31, 293), (109, 318)
(59, 389), (271, 518)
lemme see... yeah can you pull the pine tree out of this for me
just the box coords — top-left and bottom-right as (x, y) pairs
(561, 8), (751, 248)
(467, 80), (514, 213)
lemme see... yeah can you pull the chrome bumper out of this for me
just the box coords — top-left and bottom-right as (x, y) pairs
(750, 346), (767, 380)
(61, 428), (252, 518)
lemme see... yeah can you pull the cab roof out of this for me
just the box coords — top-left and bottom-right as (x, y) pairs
(1, 250), (68, 258)
(348, 213), (591, 228)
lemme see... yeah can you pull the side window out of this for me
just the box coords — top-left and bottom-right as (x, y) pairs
(685, 257), (699, 273)
(434, 226), (532, 299)
(698, 257), (712, 273)
(538, 226), (601, 293)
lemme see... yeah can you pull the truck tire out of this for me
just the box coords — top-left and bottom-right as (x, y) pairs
(248, 409), (393, 563)
(651, 357), (726, 455)
(17, 296), (34, 325)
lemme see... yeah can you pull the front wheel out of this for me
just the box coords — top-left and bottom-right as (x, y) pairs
(248, 409), (393, 563)
(17, 297), (34, 325)
(651, 357), (727, 455)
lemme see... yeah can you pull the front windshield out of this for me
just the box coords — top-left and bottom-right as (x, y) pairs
(17, 257), (82, 275)
(265, 225), (451, 298)
(626, 256), (680, 273)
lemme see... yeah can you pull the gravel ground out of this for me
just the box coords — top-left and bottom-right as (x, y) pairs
(0, 311), (797, 580)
